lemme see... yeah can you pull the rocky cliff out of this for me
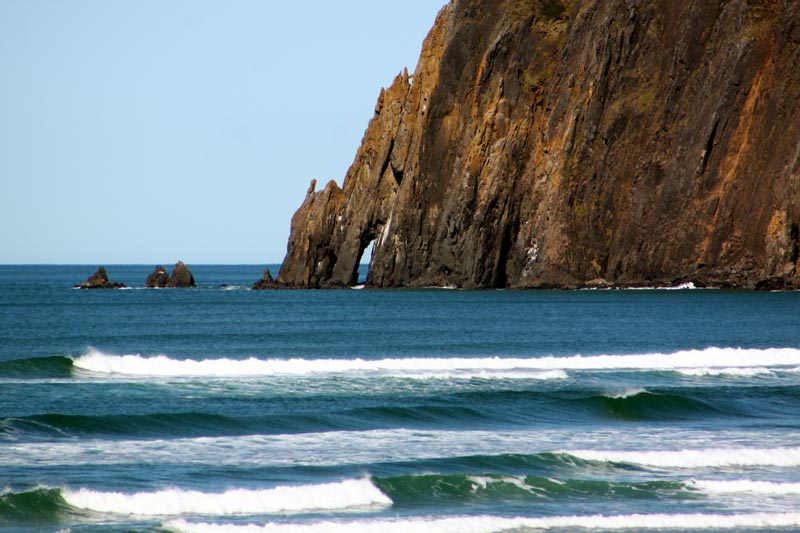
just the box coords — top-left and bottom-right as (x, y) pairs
(277, 0), (800, 289)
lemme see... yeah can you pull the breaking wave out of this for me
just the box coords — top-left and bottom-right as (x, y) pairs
(0, 480), (389, 521)
(70, 349), (566, 379)
(67, 346), (800, 378)
(62, 478), (390, 516)
(6, 476), (800, 524)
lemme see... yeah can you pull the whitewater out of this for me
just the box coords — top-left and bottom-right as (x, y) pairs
(72, 346), (800, 377)
(62, 479), (392, 515)
(163, 513), (800, 533)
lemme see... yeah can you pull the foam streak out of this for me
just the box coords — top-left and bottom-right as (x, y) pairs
(564, 447), (800, 468)
(164, 512), (800, 533)
(692, 479), (800, 494)
(5, 429), (797, 469)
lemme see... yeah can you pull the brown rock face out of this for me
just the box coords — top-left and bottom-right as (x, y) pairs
(78, 267), (126, 289)
(168, 261), (195, 288)
(278, 0), (800, 289)
(145, 265), (170, 288)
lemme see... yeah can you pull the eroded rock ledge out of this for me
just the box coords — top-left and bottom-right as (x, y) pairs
(276, 0), (800, 289)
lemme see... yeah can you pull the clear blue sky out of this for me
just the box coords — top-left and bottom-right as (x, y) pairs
(0, 1), (445, 264)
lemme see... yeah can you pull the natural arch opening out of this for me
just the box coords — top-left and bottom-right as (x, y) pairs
(356, 238), (375, 285)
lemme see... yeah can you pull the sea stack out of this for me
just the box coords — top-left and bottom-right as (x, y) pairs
(77, 267), (126, 289)
(168, 261), (195, 288)
(274, 0), (800, 289)
(145, 265), (170, 288)
(251, 267), (279, 290)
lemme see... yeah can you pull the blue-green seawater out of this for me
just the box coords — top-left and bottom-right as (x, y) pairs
(2, 265), (800, 532)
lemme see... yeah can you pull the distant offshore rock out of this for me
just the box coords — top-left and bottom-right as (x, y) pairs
(251, 267), (279, 290)
(145, 265), (170, 288)
(167, 261), (195, 288)
(77, 267), (126, 289)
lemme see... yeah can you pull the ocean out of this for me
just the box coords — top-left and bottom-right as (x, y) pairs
(2, 265), (800, 532)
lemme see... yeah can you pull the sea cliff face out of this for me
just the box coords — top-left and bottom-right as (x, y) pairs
(277, 0), (800, 289)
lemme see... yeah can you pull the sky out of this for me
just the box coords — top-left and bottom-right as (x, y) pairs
(0, 1), (446, 264)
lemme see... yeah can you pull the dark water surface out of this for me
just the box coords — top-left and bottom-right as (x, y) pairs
(1, 265), (800, 532)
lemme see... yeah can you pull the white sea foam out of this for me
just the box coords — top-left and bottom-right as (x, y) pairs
(628, 282), (697, 290)
(467, 475), (535, 494)
(659, 281), (697, 290)
(605, 388), (648, 399)
(4, 427), (796, 470)
(220, 285), (248, 291)
(71, 347), (800, 378)
(675, 367), (774, 377)
(62, 478), (390, 516)
(163, 512), (800, 532)
(398, 369), (568, 381)
(564, 447), (800, 468)
(690, 479), (800, 495)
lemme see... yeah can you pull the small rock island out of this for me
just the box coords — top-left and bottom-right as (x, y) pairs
(251, 267), (276, 290)
(146, 261), (196, 288)
(145, 265), (170, 288)
(77, 267), (126, 289)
